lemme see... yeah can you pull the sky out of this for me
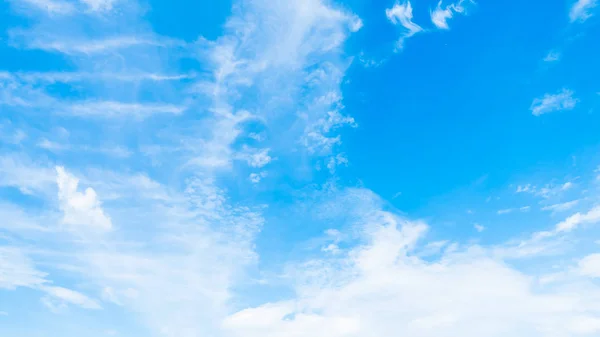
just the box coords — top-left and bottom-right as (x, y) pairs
(1, 0), (600, 336)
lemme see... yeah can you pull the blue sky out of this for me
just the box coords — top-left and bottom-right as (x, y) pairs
(1, 0), (600, 336)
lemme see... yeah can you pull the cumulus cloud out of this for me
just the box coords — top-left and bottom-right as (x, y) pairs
(223, 205), (600, 337)
(56, 166), (113, 232)
(530, 89), (578, 116)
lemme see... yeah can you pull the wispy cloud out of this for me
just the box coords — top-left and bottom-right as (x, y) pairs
(579, 253), (600, 278)
(41, 286), (102, 310)
(65, 101), (185, 119)
(542, 200), (580, 213)
(430, 0), (471, 29)
(386, 1), (423, 49)
(530, 89), (578, 116)
(555, 205), (600, 233)
(543, 51), (561, 62)
(570, 0), (597, 22)
(497, 206), (530, 215)
(11, 34), (184, 55)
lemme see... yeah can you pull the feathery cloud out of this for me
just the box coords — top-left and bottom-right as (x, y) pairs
(570, 0), (597, 22)
(530, 89), (578, 116)
(386, 1), (423, 49)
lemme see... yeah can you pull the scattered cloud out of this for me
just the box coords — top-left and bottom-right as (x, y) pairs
(326, 153), (349, 174)
(65, 101), (185, 119)
(430, 0), (471, 29)
(474, 223), (485, 232)
(16, 0), (75, 15)
(570, 0), (597, 22)
(555, 205), (600, 233)
(530, 89), (578, 116)
(0, 154), (56, 196)
(41, 286), (102, 310)
(386, 1), (423, 49)
(237, 147), (273, 168)
(56, 166), (113, 232)
(497, 206), (530, 215)
(541, 200), (580, 213)
(579, 254), (600, 278)
(543, 51), (561, 62)
(11, 34), (184, 55)
(0, 247), (48, 290)
(249, 172), (268, 184)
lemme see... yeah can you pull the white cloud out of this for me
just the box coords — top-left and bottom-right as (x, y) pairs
(386, 1), (423, 49)
(543, 51), (561, 62)
(0, 154), (56, 196)
(541, 200), (580, 213)
(326, 153), (349, 174)
(530, 89), (578, 116)
(0, 247), (48, 290)
(13, 34), (183, 55)
(65, 101), (185, 119)
(474, 223), (485, 232)
(579, 254), (600, 278)
(56, 166), (113, 232)
(41, 286), (101, 310)
(430, 0), (470, 29)
(223, 207), (600, 337)
(555, 205), (600, 233)
(516, 181), (574, 199)
(237, 147), (273, 168)
(570, 0), (597, 22)
(79, 0), (116, 12)
(249, 172), (268, 184)
(16, 0), (75, 15)
(12, 71), (195, 83)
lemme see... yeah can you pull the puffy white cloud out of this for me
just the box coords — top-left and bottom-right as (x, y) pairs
(56, 166), (113, 232)
(530, 89), (578, 116)
(223, 207), (600, 337)
(570, 0), (597, 22)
